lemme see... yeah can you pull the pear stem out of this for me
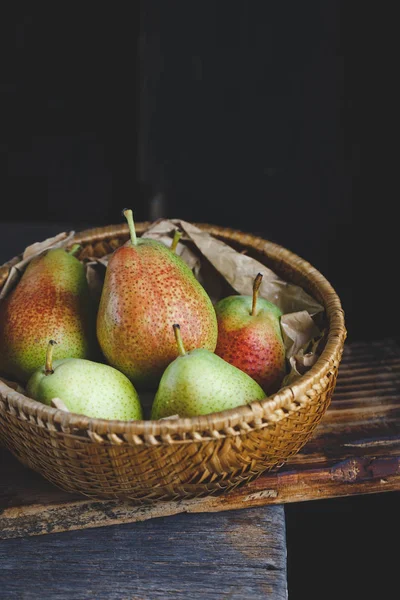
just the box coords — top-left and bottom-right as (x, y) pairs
(44, 340), (57, 375)
(67, 244), (81, 256)
(251, 273), (263, 316)
(123, 208), (137, 246)
(170, 229), (182, 253)
(173, 324), (186, 356)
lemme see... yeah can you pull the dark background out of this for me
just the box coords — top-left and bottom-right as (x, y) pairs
(1, 3), (398, 598)
(0, 3), (397, 343)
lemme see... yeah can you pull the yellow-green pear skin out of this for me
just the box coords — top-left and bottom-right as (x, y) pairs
(26, 358), (143, 421)
(96, 239), (218, 388)
(151, 348), (266, 419)
(0, 248), (96, 383)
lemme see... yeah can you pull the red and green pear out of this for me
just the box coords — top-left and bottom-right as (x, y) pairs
(96, 210), (218, 389)
(0, 245), (96, 383)
(215, 273), (286, 394)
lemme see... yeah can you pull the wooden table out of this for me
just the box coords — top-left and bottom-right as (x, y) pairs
(1, 338), (400, 597)
(2, 338), (399, 537)
(1, 224), (400, 598)
(0, 506), (287, 599)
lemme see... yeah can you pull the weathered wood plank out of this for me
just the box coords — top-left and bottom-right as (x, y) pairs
(1, 339), (399, 540)
(0, 506), (288, 600)
(1, 452), (399, 540)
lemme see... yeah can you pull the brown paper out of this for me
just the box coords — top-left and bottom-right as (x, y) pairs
(280, 311), (322, 359)
(282, 333), (324, 386)
(144, 219), (323, 313)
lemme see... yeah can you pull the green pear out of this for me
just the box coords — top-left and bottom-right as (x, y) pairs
(215, 273), (286, 394)
(96, 209), (217, 389)
(26, 341), (142, 420)
(151, 324), (266, 419)
(0, 244), (97, 384)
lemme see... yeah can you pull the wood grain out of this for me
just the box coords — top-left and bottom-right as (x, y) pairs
(1, 339), (399, 540)
(0, 506), (287, 599)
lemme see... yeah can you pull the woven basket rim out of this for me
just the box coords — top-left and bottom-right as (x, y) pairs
(0, 221), (346, 439)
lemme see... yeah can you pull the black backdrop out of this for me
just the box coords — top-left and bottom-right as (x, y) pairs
(1, 3), (397, 346)
(1, 4), (398, 597)
(1, 3), (398, 343)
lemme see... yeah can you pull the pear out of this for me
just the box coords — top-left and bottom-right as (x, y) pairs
(96, 210), (218, 389)
(151, 324), (266, 419)
(215, 273), (286, 394)
(26, 340), (142, 420)
(0, 245), (96, 384)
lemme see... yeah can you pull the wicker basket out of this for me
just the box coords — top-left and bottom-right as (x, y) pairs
(0, 223), (346, 502)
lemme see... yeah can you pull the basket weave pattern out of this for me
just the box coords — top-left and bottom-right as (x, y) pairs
(0, 224), (346, 501)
